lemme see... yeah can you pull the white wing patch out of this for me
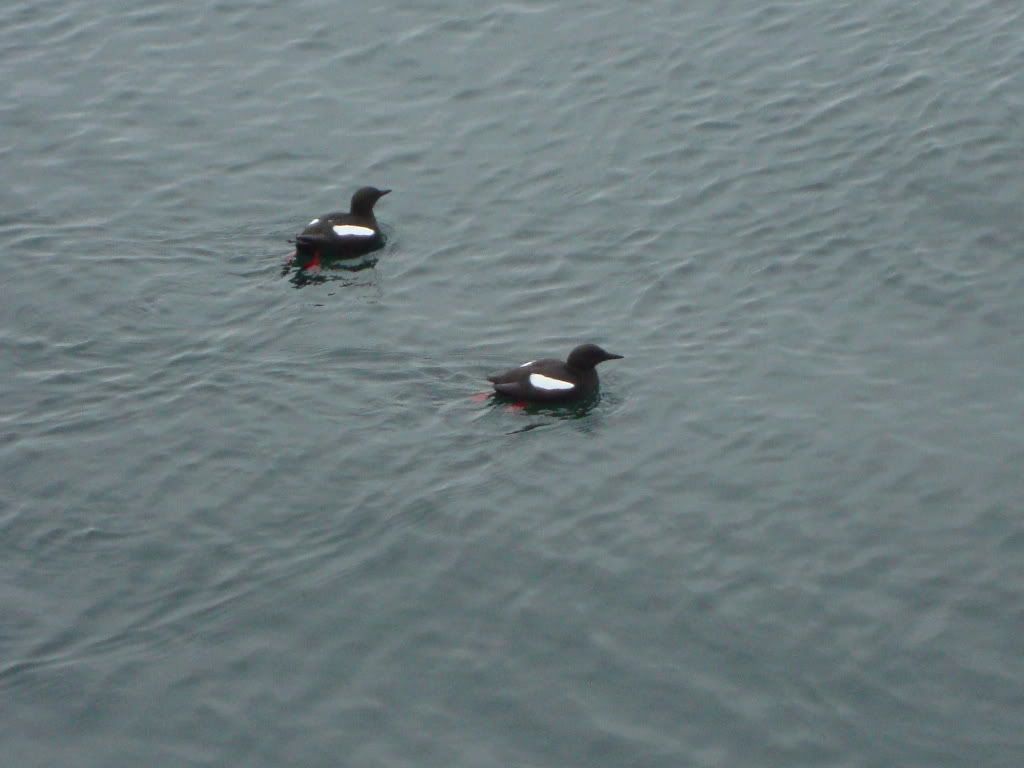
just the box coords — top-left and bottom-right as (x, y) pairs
(308, 218), (319, 226)
(529, 373), (575, 391)
(332, 224), (375, 237)
(519, 360), (535, 367)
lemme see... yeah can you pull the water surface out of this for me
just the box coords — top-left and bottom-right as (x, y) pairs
(3, 1), (1023, 766)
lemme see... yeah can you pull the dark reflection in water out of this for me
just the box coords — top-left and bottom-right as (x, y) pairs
(486, 392), (608, 434)
(280, 253), (379, 289)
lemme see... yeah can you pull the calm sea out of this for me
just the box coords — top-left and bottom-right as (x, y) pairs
(3, 1), (1023, 765)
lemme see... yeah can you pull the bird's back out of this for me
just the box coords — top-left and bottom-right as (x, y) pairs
(487, 357), (562, 384)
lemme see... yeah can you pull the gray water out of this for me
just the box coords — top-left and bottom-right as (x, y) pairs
(3, 1), (1023, 766)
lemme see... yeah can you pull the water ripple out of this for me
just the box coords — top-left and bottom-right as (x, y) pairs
(3, 0), (1024, 765)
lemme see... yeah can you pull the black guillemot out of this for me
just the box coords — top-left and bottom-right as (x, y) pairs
(294, 186), (390, 267)
(487, 343), (623, 403)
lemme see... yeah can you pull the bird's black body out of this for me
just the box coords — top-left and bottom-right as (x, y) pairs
(294, 186), (390, 266)
(487, 343), (623, 403)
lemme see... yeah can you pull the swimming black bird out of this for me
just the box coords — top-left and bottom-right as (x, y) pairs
(294, 186), (390, 267)
(487, 343), (623, 403)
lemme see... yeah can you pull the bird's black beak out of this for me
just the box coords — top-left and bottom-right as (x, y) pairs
(605, 353), (624, 360)
(378, 189), (392, 197)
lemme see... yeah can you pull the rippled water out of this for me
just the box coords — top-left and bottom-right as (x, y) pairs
(3, 1), (1024, 765)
